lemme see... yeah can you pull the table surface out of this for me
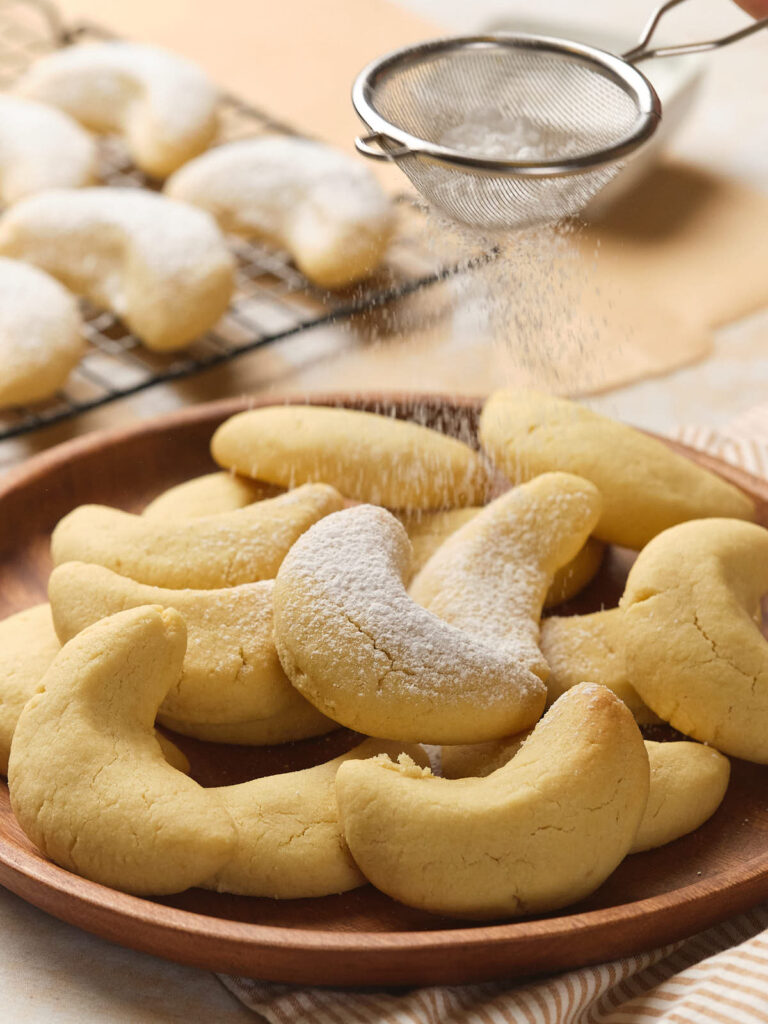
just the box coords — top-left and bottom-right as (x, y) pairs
(1, 0), (766, 1018)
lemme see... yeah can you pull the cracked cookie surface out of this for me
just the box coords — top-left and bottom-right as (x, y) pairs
(622, 518), (768, 762)
(274, 475), (600, 743)
(336, 684), (649, 918)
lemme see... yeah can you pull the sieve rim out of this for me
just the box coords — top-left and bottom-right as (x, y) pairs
(351, 32), (662, 177)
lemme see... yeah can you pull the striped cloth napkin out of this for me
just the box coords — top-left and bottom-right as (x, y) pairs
(219, 407), (768, 1024)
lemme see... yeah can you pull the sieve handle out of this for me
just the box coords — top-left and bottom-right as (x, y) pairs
(355, 132), (412, 161)
(623, 0), (768, 61)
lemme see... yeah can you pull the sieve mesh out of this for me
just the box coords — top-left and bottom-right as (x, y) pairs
(359, 39), (654, 228)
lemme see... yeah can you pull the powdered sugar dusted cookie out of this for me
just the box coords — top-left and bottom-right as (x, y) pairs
(0, 188), (234, 351)
(17, 42), (218, 177)
(274, 474), (601, 744)
(165, 137), (393, 288)
(0, 257), (84, 407)
(0, 95), (95, 204)
(400, 506), (604, 607)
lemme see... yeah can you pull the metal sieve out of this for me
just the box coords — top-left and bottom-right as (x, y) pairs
(352, 0), (768, 229)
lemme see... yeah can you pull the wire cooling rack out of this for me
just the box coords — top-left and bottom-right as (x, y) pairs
(0, 0), (490, 442)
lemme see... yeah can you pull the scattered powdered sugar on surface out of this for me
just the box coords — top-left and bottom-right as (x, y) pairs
(277, 504), (544, 706)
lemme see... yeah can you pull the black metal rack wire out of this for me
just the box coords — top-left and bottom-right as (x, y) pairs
(0, 0), (491, 442)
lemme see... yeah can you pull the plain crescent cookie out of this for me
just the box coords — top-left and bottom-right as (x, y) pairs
(143, 472), (282, 519)
(274, 474), (600, 744)
(0, 95), (95, 203)
(479, 389), (755, 549)
(0, 257), (85, 407)
(9, 606), (422, 897)
(0, 188), (234, 351)
(0, 604), (61, 774)
(204, 739), (428, 898)
(540, 607), (661, 724)
(0, 602), (189, 776)
(622, 518), (768, 762)
(440, 734), (729, 854)
(17, 42), (218, 177)
(400, 507), (605, 608)
(336, 684), (650, 919)
(51, 483), (344, 589)
(211, 405), (490, 510)
(631, 742), (730, 854)
(8, 607), (236, 894)
(49, 562), (335, 744)
(165, 136), (393, 288)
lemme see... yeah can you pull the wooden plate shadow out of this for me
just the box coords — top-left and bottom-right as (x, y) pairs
(0, 392), (767, 988)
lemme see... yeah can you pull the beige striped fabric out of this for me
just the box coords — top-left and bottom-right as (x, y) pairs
(220, 905), (768, 1023)
(219, 414), (768, 1023)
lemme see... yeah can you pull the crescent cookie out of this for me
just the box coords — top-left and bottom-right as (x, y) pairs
(204, 739), (428, 898)
(0, 604), (61, 774)
(0, 602), (189, 776)
(49, 562), (334, 744)
(0, 95), (95, 203)
(143, 472), (282, 519)
(440, 734), (729, 855)
(622, 518), (768, 763)
(479, 389), (754, 549)
(0, 257), (85, 407)
(631, 742), (730, 854)
(211, 404), (490, 510)
(0, 188), (234, 352)
(336, 684), (650, 918)
(408, 473), (600, 647)
(16, 42), (218, 177)
(9, 606), (421, 897)
(51, 483), (344, 589)
(8, 607), (234, 894)
(165, 136), (393, 288)
(401, 507), (604, 608)
(540, 607), (661, 725)
(273, 474), (600, 743)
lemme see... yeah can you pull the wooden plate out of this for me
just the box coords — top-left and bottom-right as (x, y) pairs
(1, 392), (768, 988)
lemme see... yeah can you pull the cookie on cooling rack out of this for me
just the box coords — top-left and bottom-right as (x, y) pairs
(0, 256), (85, 407)
(0, 188), (234, 351)
(16, 41), (218, 178)
(0, 95), (95, 204)
(165, 136), (394, 288)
